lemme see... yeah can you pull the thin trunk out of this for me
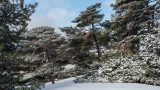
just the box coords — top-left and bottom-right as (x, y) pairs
(51, 60), (55, 84)
(93, 32), (101, 59)
(19, 0), (24, 9)
(151, 9), (154, 29)
(48, 48), (55, 84)
(91, 23), (101, 59)
(147, 21), (150, 31)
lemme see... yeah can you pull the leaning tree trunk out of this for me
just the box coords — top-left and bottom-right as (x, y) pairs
(93, 32), (101, 59)
(91, 23), (101, 59)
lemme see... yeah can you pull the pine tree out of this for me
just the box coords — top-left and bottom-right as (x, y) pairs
(20, 26), (65, 84)
(0, 0), (37, 89)
(61, 27), (95, 66)
(72, 3), (104, 59)
(111, 0), (146, 38)
(111, 0), (160, 39)
(0, 0), (37, 52)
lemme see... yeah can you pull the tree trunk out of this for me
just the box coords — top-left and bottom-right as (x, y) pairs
(91, 23), (101, 59)
(51, 60), (55, 84)
(48, 48), (55, 84)
(93, 32), (101, 59)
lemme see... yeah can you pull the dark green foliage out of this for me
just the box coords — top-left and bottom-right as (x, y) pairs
(0, 53), (30, 90)
(101, 20), (112, 30)
(0, 0), (37, 89)
(72, 3), (104, 28)
(61, 27), (95, 66)
(111, 0), (146, 39)
(21, 26), (65, 64)
(0, 0), (37, 52)
(1, 0), (160, 88)
(72, 3), (104, 59)
(111, 0), (160, 40)
(19, 26), (65, 84)
(96, 30), (112, 48)
(60, 27), (82, 36)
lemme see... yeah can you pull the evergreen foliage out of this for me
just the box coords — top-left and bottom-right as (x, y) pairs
(72, 3), (104, 59)
(20, 26), (65, 84)
(61, 27), (95, 67)
(111, 0), (160, 40)
(0, 0), (37, 89)
(0, 0), (37, 52)
(1, 0), (160, 89)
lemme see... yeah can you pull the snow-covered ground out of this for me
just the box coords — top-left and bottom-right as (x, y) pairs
(42, 77), (160, 90)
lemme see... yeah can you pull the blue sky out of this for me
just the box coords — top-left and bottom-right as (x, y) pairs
(26, 0), (115, 31)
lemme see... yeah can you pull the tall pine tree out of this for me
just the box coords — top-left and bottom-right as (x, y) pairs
(0, 0), (37, 52)
(20, 26), (65, 84)
(0, 0), (37, 89)
(111, 0), (160, 40)
(72, 3), (104, 59)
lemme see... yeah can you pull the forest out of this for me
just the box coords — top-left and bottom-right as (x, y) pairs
(1, 0), (160, 90)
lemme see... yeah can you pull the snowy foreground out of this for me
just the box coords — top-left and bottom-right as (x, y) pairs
(42, 77), (160, 90)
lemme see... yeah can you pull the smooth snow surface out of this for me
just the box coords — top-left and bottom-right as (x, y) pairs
(42, 77), (160, 90)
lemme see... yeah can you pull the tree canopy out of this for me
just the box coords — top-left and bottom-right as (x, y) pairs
(72, 3), (104, 59)
(0, 0), (37, 52)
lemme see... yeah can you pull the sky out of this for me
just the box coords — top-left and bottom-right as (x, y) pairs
(26, 0), (115, 33)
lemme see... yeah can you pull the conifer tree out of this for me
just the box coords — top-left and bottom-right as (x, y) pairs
(61, 27), (95, 66)
(0, 0), (37, 52)
(72, 3), (104, 59)
(111, 0), (160, 39)
(0, 0), (37, 89)
(20, 26), (65, 84)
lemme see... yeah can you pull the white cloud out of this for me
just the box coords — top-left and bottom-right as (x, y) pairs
(27, 7), (76, 31)
(28, 8), (76, 29)
(27, 15), (64, 34)
(47, 8), (69, 21)
(27, 15), (54, 29)
(103, 0), (115, 7)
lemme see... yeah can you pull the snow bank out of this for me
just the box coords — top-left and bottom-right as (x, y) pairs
(42, 77), (160, 90)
